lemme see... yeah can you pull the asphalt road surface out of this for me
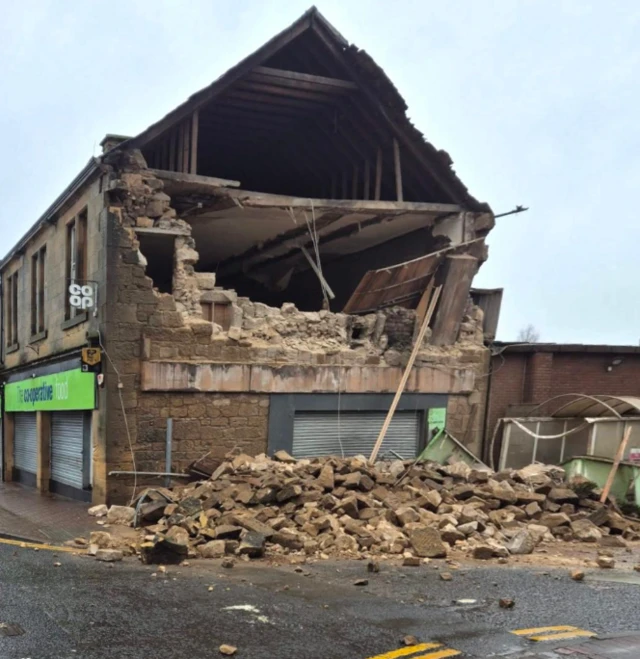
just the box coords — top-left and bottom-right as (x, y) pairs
(1, 541), (640, 659)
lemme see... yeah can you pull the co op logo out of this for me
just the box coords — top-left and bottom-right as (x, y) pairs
(18, 380), (69, 406)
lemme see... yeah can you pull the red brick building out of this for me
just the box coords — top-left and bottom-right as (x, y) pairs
(484, 343), (640, 465)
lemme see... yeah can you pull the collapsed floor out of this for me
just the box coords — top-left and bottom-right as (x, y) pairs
(83, 452), (640, 567)
(106, 148), (489, 368)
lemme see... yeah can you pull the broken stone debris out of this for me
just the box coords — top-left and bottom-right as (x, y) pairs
(88, 504), (108, 518)
(596, 555), (615, 569)
(92, 453), (640, 565)
(95, 549), (124, 563)
(219, 644), (237, 656)
(106, 505), (136, 527)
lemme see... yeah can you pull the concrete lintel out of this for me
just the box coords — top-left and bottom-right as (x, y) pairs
(140, 361), (475, 395)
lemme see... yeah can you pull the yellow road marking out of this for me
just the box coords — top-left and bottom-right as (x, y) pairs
(413, 649), (461, 659)
(529, 630), (596, 642)
(0, 537), (84, 553)
(511, 625), (578, 636)
(366, 643), (444, 659)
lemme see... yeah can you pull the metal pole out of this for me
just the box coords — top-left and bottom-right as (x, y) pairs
(165, 418), (173, 488)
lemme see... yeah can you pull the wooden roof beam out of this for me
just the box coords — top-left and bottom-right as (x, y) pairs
(310, 21), (468, 205)
(249, 66), (357, 92)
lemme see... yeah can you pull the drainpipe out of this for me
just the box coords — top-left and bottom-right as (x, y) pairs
(482, 347), (494, 465)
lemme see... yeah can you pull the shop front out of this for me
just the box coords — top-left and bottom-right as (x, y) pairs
(4, 367), (96, 501)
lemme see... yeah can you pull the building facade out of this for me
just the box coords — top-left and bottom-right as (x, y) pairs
(1, 9), (495, 503)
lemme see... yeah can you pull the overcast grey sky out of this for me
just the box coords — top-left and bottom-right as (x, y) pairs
(2, 1), (639, 344)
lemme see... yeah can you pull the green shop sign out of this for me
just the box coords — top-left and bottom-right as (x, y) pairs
(5, 369), (96, 412)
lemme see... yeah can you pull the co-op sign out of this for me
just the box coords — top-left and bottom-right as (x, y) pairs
(5, 368), (96, 412)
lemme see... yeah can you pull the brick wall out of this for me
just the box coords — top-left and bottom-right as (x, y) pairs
(486, 347), (640, 465)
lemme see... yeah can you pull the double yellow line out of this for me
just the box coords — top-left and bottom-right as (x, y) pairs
(0, 536), (84, 553)
(367, 642), (460, 659)
(512, 625), (596, 642)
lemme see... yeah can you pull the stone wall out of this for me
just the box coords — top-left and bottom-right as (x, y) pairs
(2, 175), (107, 371)
(101, 148), (490, 502)
(107, 392), (269, 503)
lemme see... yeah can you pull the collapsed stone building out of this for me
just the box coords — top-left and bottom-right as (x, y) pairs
(0, 8), (495, 504)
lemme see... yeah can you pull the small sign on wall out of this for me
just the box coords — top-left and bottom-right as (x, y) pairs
(428, 408), (447, 442)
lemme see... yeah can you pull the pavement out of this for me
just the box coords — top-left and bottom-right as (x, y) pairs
(1, 541), (640, 659)
(0, 482), (92, 544)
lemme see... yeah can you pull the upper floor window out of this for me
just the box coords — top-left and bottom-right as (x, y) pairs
(65, 209), (87, 321)
(5, 270), (19, 348)
(31, 246), (46, 337)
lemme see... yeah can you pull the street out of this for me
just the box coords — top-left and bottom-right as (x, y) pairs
(1, 542), (640, 659)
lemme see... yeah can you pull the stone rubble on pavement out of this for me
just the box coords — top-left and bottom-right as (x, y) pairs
(85, 450), (640, 566)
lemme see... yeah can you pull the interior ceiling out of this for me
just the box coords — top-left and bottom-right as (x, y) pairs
(187, 205), (442, 273)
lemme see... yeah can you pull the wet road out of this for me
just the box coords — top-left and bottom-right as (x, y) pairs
(1, 542), (640, 658)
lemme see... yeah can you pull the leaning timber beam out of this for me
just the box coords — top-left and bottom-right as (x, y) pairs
(430, 254), (479, 346)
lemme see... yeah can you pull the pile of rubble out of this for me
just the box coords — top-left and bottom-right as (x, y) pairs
(88, 452), (640, 564)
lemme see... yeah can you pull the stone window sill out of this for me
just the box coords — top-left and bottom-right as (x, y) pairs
(62, 312), (88, 331)
(30, 330), (48, 344)
(5, 343), (19, 355)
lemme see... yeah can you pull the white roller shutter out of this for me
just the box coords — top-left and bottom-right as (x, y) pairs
(14, 413), (37, 474)
(51, 412), (85, 490)
(292, 411), (420, 459)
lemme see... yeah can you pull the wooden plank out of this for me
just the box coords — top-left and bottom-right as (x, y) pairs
(169, 128), (176, 172)
(182, 120), (191, 173)
(190, 110), (199, 174)
(369, 286), (441, 463)
(600, 427), (633, 503)
(251, 66), (357, 90)
(375, 147), (382, 200)
(134, 227), (190, 237)
(431, 255), (478, 346)
(342, 271), (376, 314)
(248, 71), (355, 96)
(221, 89), (317, 113)
(149, 169), (240, 188)
(162, 136), (169, 170)
(415, 278), (434, 325)
(176, 122), (184, 172)
(364, 160), (370, 200)
(237, 80), (342, 104)
(301, 246), (335, 300)
(223, 189), (461, 213)
(393, 138), (403, 202)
